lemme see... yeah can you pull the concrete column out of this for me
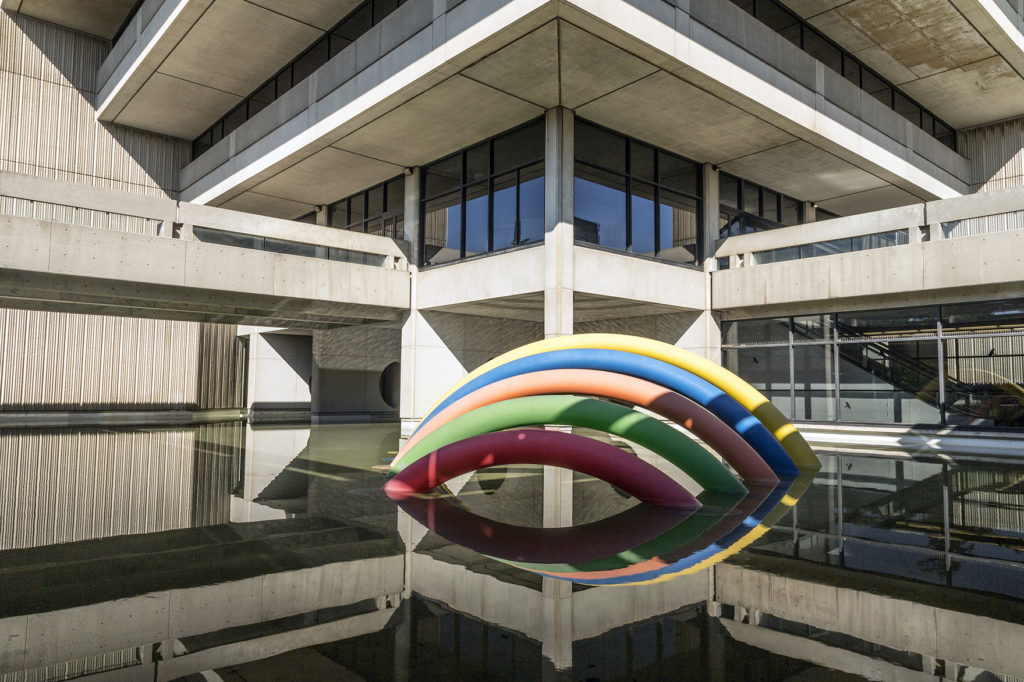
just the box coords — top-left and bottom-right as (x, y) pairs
(240, 327), (312, 424)
(544, 107), (574, 339)
(701, 163), (719, 273)
(315, 204), (329, 226)
(803, 200), (816, 223)
(404, 168), (421, 265)
(699, 163), (722, 364)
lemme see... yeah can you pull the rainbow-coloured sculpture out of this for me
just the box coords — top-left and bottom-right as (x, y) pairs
(383, 333), (820, 585)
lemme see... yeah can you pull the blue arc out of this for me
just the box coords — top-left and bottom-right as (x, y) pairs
(413, 348), (799, 478)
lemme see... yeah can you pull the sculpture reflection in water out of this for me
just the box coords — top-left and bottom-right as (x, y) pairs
(383, 334), (820, 586)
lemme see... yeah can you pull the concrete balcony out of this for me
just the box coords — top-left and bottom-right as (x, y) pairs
(0, 172), (411, 327)
(174, 0), (969, 221)
(712, 185), (1024, 316)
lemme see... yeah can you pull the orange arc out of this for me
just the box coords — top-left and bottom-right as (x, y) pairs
(397, 368), (779, 483)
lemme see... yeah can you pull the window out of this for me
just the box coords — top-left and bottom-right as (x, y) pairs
(420, 120), (545, 265)
(718, 173), (803, 242)
(723, 300), (1024, 429)
(329, 176), (404, 239)
(573, 120), (703, 265)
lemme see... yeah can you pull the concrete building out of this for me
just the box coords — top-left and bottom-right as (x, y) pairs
(2, 0), (1024, 442)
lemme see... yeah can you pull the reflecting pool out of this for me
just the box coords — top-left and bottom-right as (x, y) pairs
(2, 423), (1023, 680)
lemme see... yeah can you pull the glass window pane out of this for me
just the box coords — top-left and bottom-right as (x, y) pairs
(367, 185), (384, 218)
(944, 336), (1024, 428)
(493, 120), (544, 173)
(837, 306), (937, 338)
(942, 299), (1024, 335)
(893, 91), (919, 122)
(574, 166), (626, 250)
(724, 347), (792, 418)
(466, 143), (489, 184)
(423, 191), (461, 264)
(631, 142), (655, 182)
(803, 30), (842, 73)
(723, 317), (790, 345)
(630, 181), (656, 256)
(781, 196), (801, 226)
(365, 217), (383, 235)
(658, 189), (699, 265)
(742, 181), (760, 215)
(793, 314), (829, 341)
(659, 153), (699, 196)
(518, 163), (544, 246)
(838, 339), (940, 424)
(275, 69), (292, 97)
(252, 80), (275, 106)
(349, 193), (365, 228)
(465, 182), (488, 256)
(719, 174), (739, 210)
(293, 38), (328, 84)
(329, 199), (348, 228)
(223, 104), (246, 136)
(794, 344), (835, 421)
(492, 171), (516, 251)
(762, 189), (779, 223)
(264, 237), (317, 258)
(335, 2), (371, 43)
(575, 121), (626, 174)
(424, 154), (462, 198)
(193, 227), (260, 250)
(843, 57), (861, 86)
(756, 1), (799, 32)
(386, 177), (404, 214)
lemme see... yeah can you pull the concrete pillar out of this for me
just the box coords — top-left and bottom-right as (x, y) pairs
(544, 107), (574, 340)
(240, 327), (312, 424)
(697, 163), (722, 364)
(803, 200), (816, 223)
(404, 168), (422, 265)
(315, 204), (329, 226)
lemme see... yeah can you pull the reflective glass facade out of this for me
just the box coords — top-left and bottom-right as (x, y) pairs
(723, 300), (1024, 429)
(574, 120), (702, 266)
(329, 176), (405, 239)
(718, 172), (803, 238)
(420, 120), (544, 265)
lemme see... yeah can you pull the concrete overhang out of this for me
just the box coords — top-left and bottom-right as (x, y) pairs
(0, 0), (137, 39)
(787, 0), (1024, 129)
(177, 0), (969, 221)
(415, 244), (703, 321)
(95, 0), (364, 138)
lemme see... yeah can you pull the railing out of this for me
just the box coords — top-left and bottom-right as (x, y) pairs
(0, 172), (409, 270)
(715, 185), (1024, 269)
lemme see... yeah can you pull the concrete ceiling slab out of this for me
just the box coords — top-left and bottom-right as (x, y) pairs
(251, 147), (404, 205)
(899, 56), (1024, 128)
(805, 0), (1024, 128)
(558, 21), (658, 109)
(816, 184), (922, 215)
(332, 75), (544, 167)
(577, 70), (797, 165)
(159, 0), (321, 97)
(718, 140), (889, 202)
(427, 293), (544, 322)
(462, 22), (559, 109)
(246, 0), (364, 31)
(217, 190), (312, 219)
(574, 292), (688, 321)
(114, 72), (243, 139)
(6, 0), (137, 39)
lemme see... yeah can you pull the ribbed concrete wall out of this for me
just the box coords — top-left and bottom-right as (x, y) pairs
(961, 116), (1024, 193)
(0, 12), (245, 414)
(0, 423), (241, 551)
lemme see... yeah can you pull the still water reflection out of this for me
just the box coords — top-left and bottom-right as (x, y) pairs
(1, 423), (1023, 680)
